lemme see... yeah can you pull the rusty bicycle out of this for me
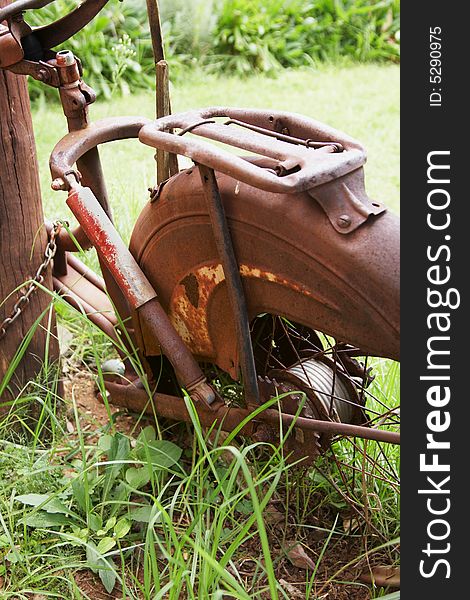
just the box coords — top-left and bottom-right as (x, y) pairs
(0, 0), (400, 466)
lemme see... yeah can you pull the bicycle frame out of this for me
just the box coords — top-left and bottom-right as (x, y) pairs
(0, 0), (400, 455)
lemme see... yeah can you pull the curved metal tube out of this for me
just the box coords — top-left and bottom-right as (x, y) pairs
(103, 381), (400, 445)
(49, 116), (152, 253)
(50, 116), (152, 184)
(0, 0), (52, 22)
(0, 1), (110, 51)
(33, 0), (109, 50)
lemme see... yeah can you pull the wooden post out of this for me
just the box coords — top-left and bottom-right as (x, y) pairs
(155, 59), (178, 183)
(146, 0), (178, 183)
(0, 19), (59, 410)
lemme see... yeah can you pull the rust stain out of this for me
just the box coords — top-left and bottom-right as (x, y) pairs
(181, 273), (199, 308)
(239, 264), (324, 301)
(69, 192), (136, 304)
(169, 264), (224, 356)
(168, 262), (329, 358)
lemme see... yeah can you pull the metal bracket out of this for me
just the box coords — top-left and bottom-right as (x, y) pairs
(198, 165), (260, 405)
(7, 56), (60, 85)
(308, 167), (386, 234)
(0, 0), (108, 86)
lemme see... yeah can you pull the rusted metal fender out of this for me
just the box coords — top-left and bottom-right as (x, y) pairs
(129, 165), (399, 379)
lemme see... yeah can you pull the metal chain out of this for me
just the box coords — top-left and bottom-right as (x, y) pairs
(0, 221), (62, 342)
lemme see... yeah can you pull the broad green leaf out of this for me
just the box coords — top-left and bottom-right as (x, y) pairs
(104, 517), (116, 533)
(108, 433), (131, 463)
(129, 505), (156, 523)
(71, 525), (89, 542)
(136, 439), (182, 469)
(136, 425), (156, 445)
(99, 560), (117, 594)
(86, 540), (100, 573)
(15, 493), (69, 514)
(97, 536), (116, 555)
(72, 478), (87, 513)
(88, 513), (102, 533)
(105, 433), (130, 486)
(5, 549), (22, 563)
(114, 517), (131, 539)
(125, 466), (150, 489)
(98, 434), (113, 452)
(236, 499), (254, 515)
(21, 511), (72, 528)
(109, 482), (129, 516)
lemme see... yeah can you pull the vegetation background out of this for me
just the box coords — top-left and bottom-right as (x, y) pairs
(28, 0), (400, 99)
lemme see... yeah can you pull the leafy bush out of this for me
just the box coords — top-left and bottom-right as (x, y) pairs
(14, 426), (183, 594)
(27, 0), (154, 100)
(159, 0), (220, 55)
(26, 0), (399, 100)
(210, 0), (400, 74)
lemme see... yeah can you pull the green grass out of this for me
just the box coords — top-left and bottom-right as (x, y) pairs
(0, 65), (399, 598)
(27, 0), (399, 100)
(0, 359), (400, 598)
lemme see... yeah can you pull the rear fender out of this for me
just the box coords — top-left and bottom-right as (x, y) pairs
(129, 166), (399, 378)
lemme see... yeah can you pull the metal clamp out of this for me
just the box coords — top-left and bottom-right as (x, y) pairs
(0, 0), (109, 83)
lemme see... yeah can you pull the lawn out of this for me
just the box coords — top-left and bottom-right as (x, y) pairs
(0, 64), (400, 599)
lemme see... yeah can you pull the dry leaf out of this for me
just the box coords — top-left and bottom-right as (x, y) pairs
(279, 578), (304, 599)
(343, 516), (360, 533)
(264, 504), (284, 525)
(57, 324), (74, 356)
(359, 565), (400, 588)
(286, 542), (316, 570)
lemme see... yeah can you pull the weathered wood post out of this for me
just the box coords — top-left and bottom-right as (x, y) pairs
(146, 0), (178, 183)
(0, 0), (59, 411)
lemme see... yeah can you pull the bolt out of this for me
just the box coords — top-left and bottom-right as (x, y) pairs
(148, 187), (159, 203)
(56, 50), (75, 67)
(337, 214), (351, 229)
(51, 178), (66, 191)
(189, 380), (216, 406)
(37, 69), (50, 83)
